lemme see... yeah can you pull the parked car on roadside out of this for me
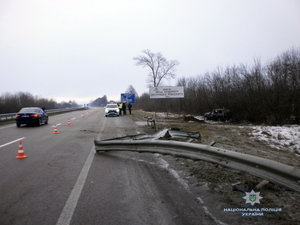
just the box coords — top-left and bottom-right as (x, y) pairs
(15, 107), (48, 127)
(105, 104), (120, 117)
(204, 108), (232, 121)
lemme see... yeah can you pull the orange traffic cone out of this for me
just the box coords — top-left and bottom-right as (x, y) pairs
(16, 141), (27, 159)
(82, 114), (85, 118)
(87, 112), (90, 116)
(53, 124), (59, 134)
(67, 119), (71, 126)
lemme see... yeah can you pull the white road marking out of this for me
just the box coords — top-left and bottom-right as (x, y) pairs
(157, 157), (227, 225)
(197, 197), (227, 225)
(56, 119), (106, 225)
(156, 157), (191, 193)
(0, 137), (26, 148)
(0, 125), (15, 130)
(51, 123), (61, 127)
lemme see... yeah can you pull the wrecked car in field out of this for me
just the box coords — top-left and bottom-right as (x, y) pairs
(204, 108), (232, 121)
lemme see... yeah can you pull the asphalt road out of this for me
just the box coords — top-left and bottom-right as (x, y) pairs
(0, 108), (218, 225)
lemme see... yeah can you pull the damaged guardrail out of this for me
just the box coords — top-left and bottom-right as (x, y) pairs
(94, 131), (300, 193)
(165, 128), (201, 142)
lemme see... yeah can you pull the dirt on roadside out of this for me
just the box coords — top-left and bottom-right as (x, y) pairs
(130, 110), (300, 225)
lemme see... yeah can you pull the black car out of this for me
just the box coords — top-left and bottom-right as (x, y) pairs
(15, 107), (49, 127)
(204, 108), (232, 121)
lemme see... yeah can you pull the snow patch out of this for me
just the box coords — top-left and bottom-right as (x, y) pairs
(250, 125), (300, 155)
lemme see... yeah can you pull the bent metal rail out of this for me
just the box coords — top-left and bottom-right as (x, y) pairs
(94, 139), (300, 193)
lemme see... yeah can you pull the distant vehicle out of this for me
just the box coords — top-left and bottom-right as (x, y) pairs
(204, 108), (232, 121)
(105, 104), (120, 117)
(15, 107), (49, 127)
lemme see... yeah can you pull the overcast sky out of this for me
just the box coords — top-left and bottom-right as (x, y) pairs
(1, 0), (299, 104)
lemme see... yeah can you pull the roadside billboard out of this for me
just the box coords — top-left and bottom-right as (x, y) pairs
(149, 86), (184, 99)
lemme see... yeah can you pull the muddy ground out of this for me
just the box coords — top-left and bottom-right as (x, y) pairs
(130, 110), (300, 225)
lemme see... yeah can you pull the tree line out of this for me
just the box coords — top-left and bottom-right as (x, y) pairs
(89, 95), (108, 107)
(0, 92), (78, 114)
(135, 47), (300, 125)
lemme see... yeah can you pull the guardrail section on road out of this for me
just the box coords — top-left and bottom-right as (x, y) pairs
(94, 133), (300, 194)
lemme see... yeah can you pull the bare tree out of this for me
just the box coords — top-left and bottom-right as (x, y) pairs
(126, 85), (138, 97)
(133, 49), (179, 87)
(134, 47), (300, 125)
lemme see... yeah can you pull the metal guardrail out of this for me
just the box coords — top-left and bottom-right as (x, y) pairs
(144, 116), (156, 129)
(166, 128), (201, 141)
(94, 134), (300, 193)
(0, 107), (87, 121)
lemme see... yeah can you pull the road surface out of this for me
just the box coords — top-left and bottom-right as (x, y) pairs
(0, 108), (223, 225)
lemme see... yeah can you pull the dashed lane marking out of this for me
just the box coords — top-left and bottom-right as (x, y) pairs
(0, 125), (15, 130)
(0, 137), (26, 148)
(51, 123), (62, 127)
